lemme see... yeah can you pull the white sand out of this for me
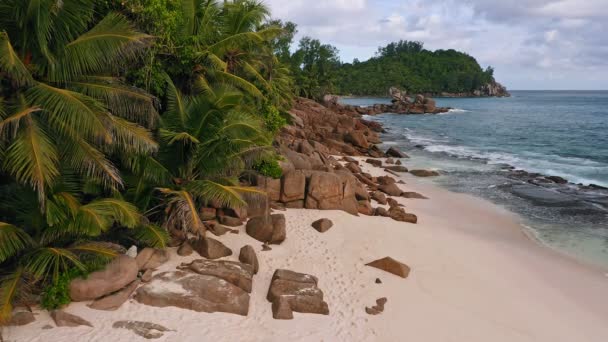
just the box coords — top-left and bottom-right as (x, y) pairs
(5, 159), (608, 342)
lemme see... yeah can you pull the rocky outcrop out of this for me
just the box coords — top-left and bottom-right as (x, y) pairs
(267, 269), (330, 320)
(366, 257), (411, 278)
(135, 271), (250, 316)
(69, 255), (139, 302)
(7, 309), (35, 326)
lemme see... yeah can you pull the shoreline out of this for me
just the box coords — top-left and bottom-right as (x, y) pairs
(6, 157), (608, 341)
(5, 97), (608, 341)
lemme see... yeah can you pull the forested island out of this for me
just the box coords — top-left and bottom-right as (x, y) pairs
(335, 41), (509, 97)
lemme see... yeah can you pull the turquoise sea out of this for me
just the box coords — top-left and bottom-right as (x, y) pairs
(342, 91), (608, 269)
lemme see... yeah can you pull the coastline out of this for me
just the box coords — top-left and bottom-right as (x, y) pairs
(5, 97), (608, 342)
(5, 157), (608, 341)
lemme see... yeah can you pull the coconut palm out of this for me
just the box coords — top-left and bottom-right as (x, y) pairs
(126, 79), (270, 237)
(0, 0), (161, 321)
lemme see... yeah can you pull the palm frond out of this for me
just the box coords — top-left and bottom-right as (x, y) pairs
(158, 188), (205, 236)
(52, 13), (151, 82)
(106, 115), (158, 154)
(70, 242), (119, 259)
(0, 222), (33, 263)
(3, 116), (59, 206)
(61, 135), (123, 190)
(24, 247), (85, 282)
(0, 32), (33, 86)
(68, 78), (159, 128)
(26, 83), (111, 143)
(159, 129), (200, 145)
(187, 179), (265, 209)
(213, 70), (265, 99)
(72, 198), (141, 236)
(0, 268), (25, 324)
(131, 224), (169, 249)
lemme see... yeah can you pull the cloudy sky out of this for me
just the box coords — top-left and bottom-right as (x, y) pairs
(264, 0), (608, 90)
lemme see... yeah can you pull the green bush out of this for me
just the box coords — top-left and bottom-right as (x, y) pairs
(253, 158), (283, 179)
(263, 105), (287, 133)
(40, 271), (78, 310)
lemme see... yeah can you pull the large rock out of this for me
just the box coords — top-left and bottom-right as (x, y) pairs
(255, 176), (281, 203)
(366, 159), (382, 167)
(371, 191), (388, 205)
(358, 200), (374, 216)
(311, 218), (333, 233)
(89, 280), (141, 311)
(178, 259), (254, 293)
(135, 271), (250, 316)
(51, 310), (93, 327)
(246, 214), (286, 245)
(218, 215), (242, 227)
(385, 147), (408, 158)
(388, 206), (418, 223)
(136, 248), (169, 271)
(305, 172), (358, 215)
(267, 269), (329, 320)
(345, 162), (362, 174)
(384, 165), (408, 173)
(243, 189), (271, 218)
(366, 257), (411, 278)
(410, 169), (440, 177)
(402, 192), (428, 199)
(191, 237), (233, 259)
(280, 171), (306, 204)
(177, 241), (194, 256)
(70, 255), (138, 302)
(239, 245), (259, 274)
(345, 131), (369, 149)
(378, 183), (403, 197)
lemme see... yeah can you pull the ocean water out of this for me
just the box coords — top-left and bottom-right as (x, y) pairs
(342, 91), (608, 269)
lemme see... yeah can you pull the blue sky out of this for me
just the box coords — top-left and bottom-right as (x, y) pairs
(264, 0), (608, 90)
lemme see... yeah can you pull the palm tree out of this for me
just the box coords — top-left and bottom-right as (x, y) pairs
(127, 79), (270, 238)
(0, 0), (161, 321)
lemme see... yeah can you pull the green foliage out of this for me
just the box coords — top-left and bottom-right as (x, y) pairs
(253, 157), (283, 179)
(263, 104), (287, 133)
(40, 269), (79, 310)
(0, 0), (294, 322)
(335, 40), (495, 95)
(289, 37), (341, 100)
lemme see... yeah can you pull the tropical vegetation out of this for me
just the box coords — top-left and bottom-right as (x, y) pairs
(0, 0), (292, 322)
(335, 40), (496, 96)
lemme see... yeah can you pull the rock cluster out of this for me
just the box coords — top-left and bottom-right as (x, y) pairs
(267, 269), (330, 320)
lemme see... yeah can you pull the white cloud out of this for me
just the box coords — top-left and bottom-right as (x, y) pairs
(262, 0), (608, 89)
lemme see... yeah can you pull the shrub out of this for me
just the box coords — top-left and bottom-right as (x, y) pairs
(253, 158), (283, 179)
(263, 105), (287, 133)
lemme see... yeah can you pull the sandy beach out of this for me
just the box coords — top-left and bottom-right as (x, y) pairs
(4, 158), (608, 342)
